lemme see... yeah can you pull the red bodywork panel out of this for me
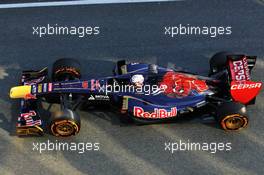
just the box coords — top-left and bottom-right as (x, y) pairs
(159, 72), (209, 97)
(230, 81), (262, 104)
(228, 56), (262, 104)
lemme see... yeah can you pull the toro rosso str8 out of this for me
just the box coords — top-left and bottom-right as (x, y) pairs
(9, 52), (262, 137)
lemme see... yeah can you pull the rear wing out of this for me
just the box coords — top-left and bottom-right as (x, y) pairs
(227, 55), (262, 105)
(227, 55), (256, 81)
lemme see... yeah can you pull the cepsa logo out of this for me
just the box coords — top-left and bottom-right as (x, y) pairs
(133, 106), (177, 119)
(231, 57), (250, 81)
(230, 81), (262, 104)
(231, 82), (262, 90)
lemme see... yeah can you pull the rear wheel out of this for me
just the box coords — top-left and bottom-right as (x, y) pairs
(215, 102), (248, 131)
(49, 109), (81, 137)
(209, 51), (233, 75)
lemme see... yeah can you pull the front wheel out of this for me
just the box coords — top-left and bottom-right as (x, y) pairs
(215, 102), (248, 131)
(49, 109), (81, 137)
(52, 58), (81, 81)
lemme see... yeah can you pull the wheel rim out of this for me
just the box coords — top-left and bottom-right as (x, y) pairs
(51, 120), (79, 136)
(221, 114), (248, 130)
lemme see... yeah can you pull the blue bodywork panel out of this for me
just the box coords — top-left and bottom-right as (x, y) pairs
(30, 63), (211, 119)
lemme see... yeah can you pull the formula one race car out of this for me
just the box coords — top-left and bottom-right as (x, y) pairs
(9, 52), (262, 137)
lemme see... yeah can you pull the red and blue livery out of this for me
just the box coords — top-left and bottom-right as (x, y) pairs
(9, 52), (262, 137)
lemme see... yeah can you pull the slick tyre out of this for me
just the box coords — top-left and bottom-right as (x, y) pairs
(52, 58), (81, 81)
(209, 51), (233, 75)
(49, 109), (81, 137)
(216, 102), (248, 131)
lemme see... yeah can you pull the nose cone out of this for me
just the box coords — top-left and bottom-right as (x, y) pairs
(9, 85), (31, 99)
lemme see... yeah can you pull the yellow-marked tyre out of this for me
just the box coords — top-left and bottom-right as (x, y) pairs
(220, 114), (248, 131)
(216, 102), (248, 131)
(51, 120), (79, 137)
(49, 109), (81, 137)
(52, 58), (81, 81)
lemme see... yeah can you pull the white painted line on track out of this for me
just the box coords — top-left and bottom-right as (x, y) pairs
(0, 0), (182, 9)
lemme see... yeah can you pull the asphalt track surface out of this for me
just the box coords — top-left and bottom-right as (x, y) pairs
(0, 0), (264, 175)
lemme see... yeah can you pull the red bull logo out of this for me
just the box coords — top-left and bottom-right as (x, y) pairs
(133, 106), (177, 119)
